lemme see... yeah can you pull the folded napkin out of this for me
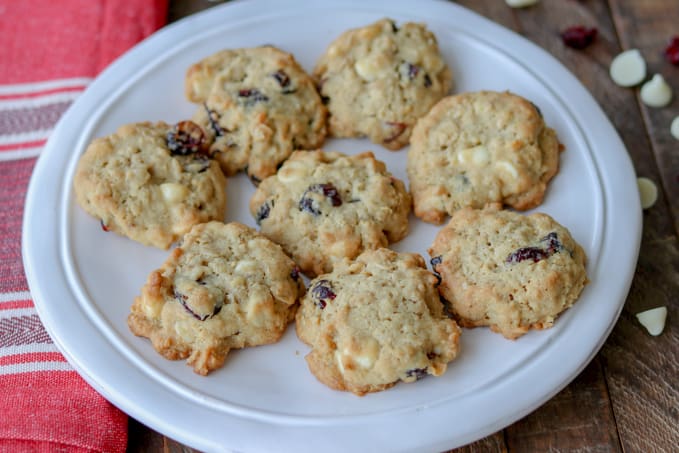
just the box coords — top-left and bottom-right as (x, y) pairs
(0, 1), (167, 451)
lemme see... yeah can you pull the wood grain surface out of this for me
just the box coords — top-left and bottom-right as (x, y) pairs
(128, 1), (679, 451)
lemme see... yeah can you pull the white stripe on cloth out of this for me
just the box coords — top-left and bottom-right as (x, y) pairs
(0, 361), (72, 376)
(0, 342), (60, 356)
(0, 77), (92, 96)
(0, 146), (43, 161)
(0, 308), (37, 319)
(0, 90), (82, 109)
(0, 129), (51, 146)
(0, 291), (32, 303)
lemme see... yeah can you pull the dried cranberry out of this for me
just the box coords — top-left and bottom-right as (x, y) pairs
(405, 367), (428, 381)
(432, 272), (442, 286)
(541, 232), (563, 254)
(311, 280), (336, 309)
(100, 220), (110, 232)
(506, 247), (548, 264)
(530, 101), (543, 118)
(440, 295), (456, 319)
(255, 200), (273, 225)
(299, 183), (342, 215)
(272, 69), (290, 87)
(430, 255), (443, 284)
(203, 103), (224, 137)
(406, 63), (420, 79)
(298, 197), (321, 216)
(167, 121), (207, 156)
(311, 183), (342, 206)
(249, 173), (262, 187)
(561, 26), (597, 50)
(664, 36), (679, 65)
(506, 232), (562, 264)
(174, 290), (218, 321)
(238, 88), (269, 104)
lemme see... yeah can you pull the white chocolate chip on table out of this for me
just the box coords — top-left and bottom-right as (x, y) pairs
(610, 49), (647, 87)
(636, 177), (658, 209)
(640, 74), (673, 108)
(505, 0), (539, 8)
(672, 116), (679, 140)
(636, 307), (668, 336)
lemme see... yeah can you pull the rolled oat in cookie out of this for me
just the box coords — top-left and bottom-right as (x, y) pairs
(429, 207), (588, 339)
(73, 121), (226, 249)
(186, 46), (327, 183)
(407, 90), (561, 224)
(127, 221), (305, 375)
(249, 150), (411, 277)
(296, 248), (461, 396)
(314, 18), (452, 150)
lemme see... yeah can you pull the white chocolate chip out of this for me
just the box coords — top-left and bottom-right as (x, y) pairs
(471, 146), (490, 166)
(348, 337), (379, 369)
(505, 0), (539, 7)
(230, 275), (246, 289)
(174, 321), (195, 342)
(354, 57), (382, 81)
(234, 260), (258, 275)
(399, 46), (420, 65)
(277, 161), (307, 183)
(143, 297), (163, 319)
(251, 123), (272, 141)
(636, 306), (667, 336)
(457, 145), (490, 166)
(496, 160), (519, 179)
(636, 177), (658, 209)
(160, 182), (189, 203)
(245, 290), (271, 327)
(640, 74), (673, 108)
(329, 240), (351, 258)
(609, 49), (646, 87)
(671, 116), (679, 140)
(335, 351), (346, 375)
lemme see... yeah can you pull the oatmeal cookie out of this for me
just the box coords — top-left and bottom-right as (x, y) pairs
(407, 90), (561, 224)
(249, 150), (411, 277)
(73, 121), (226, 249)
(296, 248), (461, 395)
(127, 221), (305, 375)
(313, 18), (452, 150)
(186, 46), (327, 183)
(428, 207), (588, 339)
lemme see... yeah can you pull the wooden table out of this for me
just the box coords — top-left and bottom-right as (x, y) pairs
(128, 1), (679, 451)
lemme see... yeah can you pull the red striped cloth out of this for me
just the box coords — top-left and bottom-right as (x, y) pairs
(0, 1), (167, 451)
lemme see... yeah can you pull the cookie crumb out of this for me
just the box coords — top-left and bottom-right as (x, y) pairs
(610, 49), (646, 87)
(636, 307), (667, 336)
(637, 177), (658, 209)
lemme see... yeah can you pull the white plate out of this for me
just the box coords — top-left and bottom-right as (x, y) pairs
(23, 1), (641, 451)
